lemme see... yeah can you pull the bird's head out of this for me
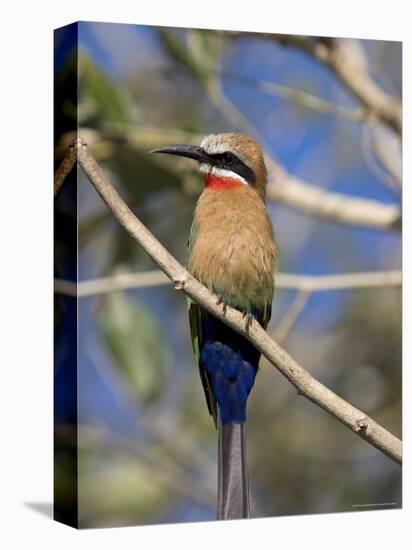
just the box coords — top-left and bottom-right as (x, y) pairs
(151, 132), (267, 198)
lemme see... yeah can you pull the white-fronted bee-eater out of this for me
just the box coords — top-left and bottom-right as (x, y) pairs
(151, 133), (277, 520)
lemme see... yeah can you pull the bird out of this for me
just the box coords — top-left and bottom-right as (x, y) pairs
(151, 133), (277, 520)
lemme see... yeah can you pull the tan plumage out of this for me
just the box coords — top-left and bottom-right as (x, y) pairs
(189, 185), (277, 313)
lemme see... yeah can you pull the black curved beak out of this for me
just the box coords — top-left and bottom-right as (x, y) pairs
(150, 144), (210, 164)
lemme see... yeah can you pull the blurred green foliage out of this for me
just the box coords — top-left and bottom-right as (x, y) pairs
(99, 292), (168, 404)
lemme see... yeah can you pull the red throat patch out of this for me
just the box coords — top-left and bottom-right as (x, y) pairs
(203, 173), (243, 190)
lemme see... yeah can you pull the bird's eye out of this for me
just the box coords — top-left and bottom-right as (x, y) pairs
(222, 152), (235, 165)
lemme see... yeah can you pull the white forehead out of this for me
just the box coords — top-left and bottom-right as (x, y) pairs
(200, 134), (232, 155)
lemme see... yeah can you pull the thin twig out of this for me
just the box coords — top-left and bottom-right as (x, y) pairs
(361, 122), (401, 194)
(278, 270), (402, 291)
(274, 290), (311, 344)
(64, 138), (402, 465)
(54, 269), (402, 297)
(228, 33), (402, 136)
(372, 130), (402, 189)
(54, 270), (169, 297)
(220, 71), (365, 122)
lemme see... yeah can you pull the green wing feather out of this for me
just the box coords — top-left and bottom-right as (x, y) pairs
(261, 300), (272, 331)
(187, 221), (218, 427)
(188, 298), (218, 426)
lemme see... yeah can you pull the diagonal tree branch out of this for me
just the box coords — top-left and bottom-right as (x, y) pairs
(60, 137), (401, 465)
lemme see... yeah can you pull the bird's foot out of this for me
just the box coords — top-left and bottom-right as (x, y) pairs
(216, 296), (228, 316)
(242, 312), (254, 332)
(246, 313), (254, 331)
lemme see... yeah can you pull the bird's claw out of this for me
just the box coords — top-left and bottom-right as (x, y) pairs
(216, 296), (228, 316)
(245, 313), (254, 332)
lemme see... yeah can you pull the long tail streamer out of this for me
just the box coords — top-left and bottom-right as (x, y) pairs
(217, 422), (250, 519)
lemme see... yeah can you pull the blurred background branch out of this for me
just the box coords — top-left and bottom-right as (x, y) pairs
(56, 423), (216, 508)
(54, 269), (402, 298)
(55, 124), (401, 231)
(226, 33), (402, 135)
(218, 71), (366, 122)
(266, 163), (401, 230)
(361, 122), (402, 194)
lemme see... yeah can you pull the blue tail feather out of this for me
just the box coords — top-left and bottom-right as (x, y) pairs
(201, 341), (258, 424)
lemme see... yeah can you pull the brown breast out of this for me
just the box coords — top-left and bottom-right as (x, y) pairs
(189, 186), (277, 309)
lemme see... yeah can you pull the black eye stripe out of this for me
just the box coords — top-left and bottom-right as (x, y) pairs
(209, 152), (256, 184)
